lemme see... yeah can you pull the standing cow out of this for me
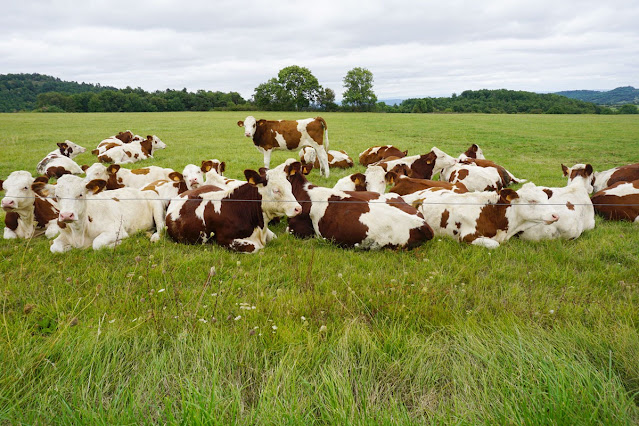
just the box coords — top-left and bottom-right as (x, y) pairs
(238, 116), (331, 177)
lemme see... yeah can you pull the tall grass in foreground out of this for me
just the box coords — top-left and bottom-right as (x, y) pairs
(0, 112), (638, 423)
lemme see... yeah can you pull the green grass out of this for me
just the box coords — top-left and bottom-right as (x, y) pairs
(1, 112), (639, 424)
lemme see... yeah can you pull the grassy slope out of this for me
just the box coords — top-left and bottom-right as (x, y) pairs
(1, 112), (639, 423)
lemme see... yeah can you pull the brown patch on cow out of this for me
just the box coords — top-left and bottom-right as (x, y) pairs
(112, 197), (120, 202)
(462, 192), (511, 243)
(46, 166), (71, 179)
(115, 131), (134, 143)
(126, 151), (132, 158)
(140, 137), (153, 157)
(566, 201), (575, 210)
(359, 145), (407, 166)
(463, 144), (480, 159)
(389, 177), (466, 196)
(408, 152), (439, 179)
(34, 198), (58, 228)
(57, 220), (67, 229)
(317, 194), (370, 247)
(5, 212), (19, 231)
(457, 169), (469, 180)
(440, 209), (450, 229)
(543, 189), (554, 199)
(484, 185), (497, 192)
(134, 154), (139, 159)
(286, 170), (316, 238)
(98, 154), (113, 163)
(607, 164), (639, 187)
(455, 222), (461, 229)
(131, 168), (151, 175)
(591, 182), (639, 222)
(569, 164), (594, 181)
(88, 216), (93, 222)
(449, 170), (457, 182)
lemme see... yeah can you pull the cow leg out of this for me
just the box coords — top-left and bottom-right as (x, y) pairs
(471, 237), (500, 249)
(150, 200), (166, 243)
(45, 220), (61, 239)
(263, 150), (272, 169)
(50, 235), (72, 253)
(3, 227), (17, 240)
(314, 146), (330, 178)
(93, 230), (129, 250)
(228, 238), (263, 253)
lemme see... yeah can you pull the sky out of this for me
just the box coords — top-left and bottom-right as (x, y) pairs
(1, 0), (638, 101)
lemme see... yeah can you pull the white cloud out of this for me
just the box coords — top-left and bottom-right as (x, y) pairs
(1, 0), (638, 100)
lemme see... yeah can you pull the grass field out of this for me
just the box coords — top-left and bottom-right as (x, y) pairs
(1, 112), (639, 424)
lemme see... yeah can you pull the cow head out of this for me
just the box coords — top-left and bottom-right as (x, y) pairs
(245, 165), (302, 219)
(149, 135), (167, 150)
(1, 171), (37, 211)
(430, 147), (458, 174)
(363, 165), (388, 193)
(84, 163), (109, 181)
(462, 143), (485, 160)
(57, 140), (87, 158)
(298, 147), (317, 165)
(561, 163), (595, 193)
(181, 164), (204, 190)
(238, 116), (257, 138)
(34, 175), (106, 224)
(503, 183), (559, 228)
(201, 159), (226, 176)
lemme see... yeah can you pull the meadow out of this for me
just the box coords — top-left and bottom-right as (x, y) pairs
(1, 112), (639, 424)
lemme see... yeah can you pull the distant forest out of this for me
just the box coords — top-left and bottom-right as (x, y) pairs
(555, 86), (639, 106)
(1, 73), (637, 114)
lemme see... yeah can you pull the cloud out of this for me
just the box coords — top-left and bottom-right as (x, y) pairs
(1, 0), (638, 100)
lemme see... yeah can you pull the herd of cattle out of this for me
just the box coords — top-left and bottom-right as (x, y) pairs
(1, 116), (638, 253)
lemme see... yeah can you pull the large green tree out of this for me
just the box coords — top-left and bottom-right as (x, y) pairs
(252, 66), (323, 111)
(342, 67), (377, 111)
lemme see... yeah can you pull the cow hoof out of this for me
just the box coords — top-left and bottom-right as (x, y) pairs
(150, 233), (161, 243)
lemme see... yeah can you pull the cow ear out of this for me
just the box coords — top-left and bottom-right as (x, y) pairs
(91, 149), (99, 156)
(57, 142), (68, 149)
(471, 144), (478, 152)
(32, 181), (54, 197)
(34, 175), (50, 184)
(218, 162), (226, 174)
(107, 164), (120, 174)
(237, 121), (244, 127)
(258, 167), (268, 176)
(245, 169), (267, 186)
(85, 179), (107, 194)
(561, 164), (569, 176)
(351, 173), (365, 186)
(169, 172), (184, 182)
(500, 188), (519, 202)
(0, 179), (4, 191)
(286, 161), (302, 177)
(201, 160), (213, 172)
(385, 171), (397, 185)
(302, 163), (313, 175)
(585, 164), (593, 175)
(81, 164), (90, 172)
(402, 150), (408, 156)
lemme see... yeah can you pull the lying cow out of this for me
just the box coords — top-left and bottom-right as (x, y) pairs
(388, 174), (468, 195)
(84, 164), (175, 190)
(90, 131), (139, 156)
(97, 135), (166, 164)
(375, 147), (458, 179)
(1, 172), (60, 239)
(563, 163), (639, 193)
(591, 180), (639, 222)
(299, 147), (353, 169)
(36, 141), (87, 178)
(333, 165), (389, 193)
(282, 160), (433, 249)
(201, 159), (246, 190)
(359, 145), (408, 166)
(166, 166), (302, 253)
(405, 183), (559, 249)
(519, 166), (595, 240)
(32, 175), (166, 252)
(238, 116), (331, 177)
(441, 158), (524, 192)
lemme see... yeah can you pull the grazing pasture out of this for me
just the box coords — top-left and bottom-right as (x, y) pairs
(1, 112), (639, 423)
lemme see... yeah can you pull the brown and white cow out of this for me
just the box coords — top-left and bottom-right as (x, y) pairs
(90, 131), (140, 156)
(405, 183), (559, 249)
(563, 163), (639, 194)
(84, 164), (175, 190)
(458, 143), (485, 161)
(238, 116), (331, 177)
(387, 175), (468, 195)
(441, 158), (524, 192)
(375, 147), (458, 180)
(36, 141), (87, 178)
(1, 171), (60, 239)
(591, 180), (639, 223)
(97, 135), (166, 164)
(165, 166), (302, 253)
(359, 145), (408, 166)
(32, 175), (166, 252)
(281, 160), (433, 249)
(332, 165), (389, 193)
(299, 147), (353, 169)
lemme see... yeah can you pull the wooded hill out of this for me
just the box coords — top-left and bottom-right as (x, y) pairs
(555, 86), (639, 106)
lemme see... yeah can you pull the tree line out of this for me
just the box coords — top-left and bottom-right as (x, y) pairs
(2, 71), (637, 114)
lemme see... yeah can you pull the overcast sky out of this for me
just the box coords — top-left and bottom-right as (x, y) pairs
(2, 0), (638, 100)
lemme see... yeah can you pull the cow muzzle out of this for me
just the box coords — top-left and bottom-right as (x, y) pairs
(545, 214), (559, 224)
(1, 199), (16, 210)
(59, 212), (76, 223)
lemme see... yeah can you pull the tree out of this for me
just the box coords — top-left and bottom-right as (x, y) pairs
(618, 104), (638, 114)
(316, 87), (338, 111)
(253, 78), (294, 111)
(342, 67), (377, 111)
(278, 66), (322, 111)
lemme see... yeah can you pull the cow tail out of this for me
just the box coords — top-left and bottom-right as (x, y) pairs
(317, 116), (329, 151)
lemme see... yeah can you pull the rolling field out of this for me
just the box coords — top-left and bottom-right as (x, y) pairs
(1, 112), (639, 423)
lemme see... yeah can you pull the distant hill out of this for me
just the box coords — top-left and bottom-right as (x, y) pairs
(0, 73), (116, 112)
(555, 86), (639, 106)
